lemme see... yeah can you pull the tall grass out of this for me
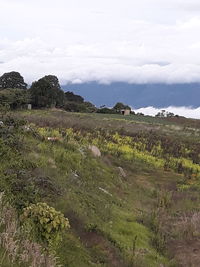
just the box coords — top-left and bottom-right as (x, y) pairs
(0, 193), (59, 267)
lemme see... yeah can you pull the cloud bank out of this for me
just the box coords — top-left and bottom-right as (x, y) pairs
(0, 0), (200, 85)
(133, 106), (200, 119)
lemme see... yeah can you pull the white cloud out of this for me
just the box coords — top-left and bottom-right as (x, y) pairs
(0, 0), (200, 85)
(133, 106), (200, 119)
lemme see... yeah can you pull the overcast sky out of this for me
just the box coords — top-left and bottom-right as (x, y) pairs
(1, 0), (200, 84)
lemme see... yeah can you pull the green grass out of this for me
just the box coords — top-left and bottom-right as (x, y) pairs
(16, 109), (200, 142)
(1, 109), (200, 266)
(19, 125), (170, 265)
(24, 127), (178, 265)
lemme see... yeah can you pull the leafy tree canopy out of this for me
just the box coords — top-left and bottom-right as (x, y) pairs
(113, 102), (131, 111)
(83, 101), (97, 112)
(64, 101), (96, 113)
(30, 75), (65, 108)
(0, 88), (30, 109)
(155, 110), (176, 118)
(42, 75), (61, 91)
(0, 71), (27, 90)
(65, 91), (84, 103)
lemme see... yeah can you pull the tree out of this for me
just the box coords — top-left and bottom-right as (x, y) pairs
(64, 102), (81, 112)
(56, 89), (65, 107)
(0, 89), (30, 109)
(63, 90), (95, 113)
(65, 91), (84, 103)
(167, 112), (175, 118)
(30, 75), (65, 108)
(64, 101), (96, 113)
(42, 75), (65, 107)
(83, 101), (97, 113)
(0, 71), (27, 90)
(30, 79), (56, 108)
(42, 75), (61, 91)
(113, 102), (131, 112)
(155, 110), (176, 118)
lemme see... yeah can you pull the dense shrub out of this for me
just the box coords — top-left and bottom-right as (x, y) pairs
(64, 101), (96, 113)
(22, 202), (70, 250)
(97, 108), (117, 114)
(0, 88), (30, 109)
(65, 91), (84, 103)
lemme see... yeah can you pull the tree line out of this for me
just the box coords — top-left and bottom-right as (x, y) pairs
(0, 71), (133, 114)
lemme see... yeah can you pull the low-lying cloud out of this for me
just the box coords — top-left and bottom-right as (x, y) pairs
(1, 1), (200, 84)
(133, 106), (200, 119)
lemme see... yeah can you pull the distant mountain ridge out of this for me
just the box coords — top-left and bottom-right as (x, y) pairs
(62, 82), (200, 108)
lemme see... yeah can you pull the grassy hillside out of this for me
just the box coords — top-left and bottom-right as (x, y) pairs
(1, 109), (200, 266)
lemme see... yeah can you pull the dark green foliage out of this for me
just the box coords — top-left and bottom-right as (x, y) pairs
(156, 110), (176, 118)
(0, 71), (27, 89)
(64, 102), (85, 112)
(0, 89), (30, 109)
(55, 89), (65, 107)
(113, 102), (131, 112)
(42, 75), (61, 91)
(65, 91), (84, 103)
(42, 75), (65, 107)
(83, 101), (97, 112)
(30, 76), (65, 108)
(0, 117), (39, 210)
(64, 90), (96, 113)
(30, 79), (53, 108)
(97, 106), (135, 115)
(64, 101), (96, 113)
(97, 107), (117, 114)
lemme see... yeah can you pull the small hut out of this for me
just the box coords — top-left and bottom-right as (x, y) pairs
(120, 109), (131, 116)
(27, 104), (32, 110)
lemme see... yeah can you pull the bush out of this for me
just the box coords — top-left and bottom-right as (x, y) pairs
(64, 101), (96, 113)
(0, 88), (30, 109)
(97, 108), (117, 114)
(65, 91), (84, 103)
(21, 202), (70, 250)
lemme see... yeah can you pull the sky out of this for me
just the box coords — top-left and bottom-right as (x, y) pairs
(1, 0), (200, 84)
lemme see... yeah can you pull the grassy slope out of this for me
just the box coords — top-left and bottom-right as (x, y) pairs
(17, 109), (200, 138)
(2, 109), (200, 266)
(24, 134), (168, 266)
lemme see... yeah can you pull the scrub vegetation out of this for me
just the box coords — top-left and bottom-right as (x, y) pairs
(0, 107), (200, 267)
(1, 71), (200, 267)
